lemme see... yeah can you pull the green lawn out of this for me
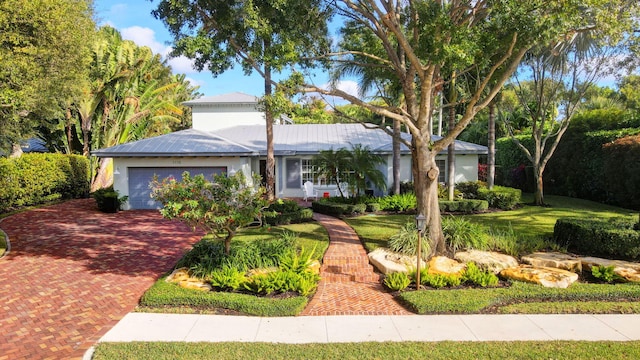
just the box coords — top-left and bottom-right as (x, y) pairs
(345, 194), (636, 251)
(93, 341), (640, 360)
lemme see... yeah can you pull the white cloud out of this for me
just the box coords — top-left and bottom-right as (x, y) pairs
(118, 26), (198, 74)
(185, 76), (206, 88)
(333, 80), (360, 98)
(121, 26), (166, 55)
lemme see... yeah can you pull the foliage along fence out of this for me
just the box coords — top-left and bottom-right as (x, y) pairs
(495, 127), (640, 209)
(0, 153), (89, 213)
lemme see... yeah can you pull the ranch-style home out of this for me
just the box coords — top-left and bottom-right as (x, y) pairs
(92, 92), (487, 210)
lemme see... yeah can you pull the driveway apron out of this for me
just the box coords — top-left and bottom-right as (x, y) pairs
(0, 199), (202, 360)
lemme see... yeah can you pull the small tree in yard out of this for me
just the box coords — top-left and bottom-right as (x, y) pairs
(150, 171), (267, 254)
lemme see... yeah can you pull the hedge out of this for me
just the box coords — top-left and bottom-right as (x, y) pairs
(553, 218), (640, 260)
(0, 153), (89, 213)
(478, 186), (521, 210)
(263, 199), (314, 225)
(602, 134), (640, 210)
(311, 200), (366, 217)
(496, 127), (640, 206)
(439, 200), (488, 213)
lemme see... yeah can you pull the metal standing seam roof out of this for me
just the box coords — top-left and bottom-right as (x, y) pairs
(92, 123), (488, 157)
(182, 92), (258, 106)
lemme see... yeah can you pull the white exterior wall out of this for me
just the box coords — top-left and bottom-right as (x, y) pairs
(391, 153), (479, 185)
(191, 104), (265, 131)
(113, 157), (253, 210)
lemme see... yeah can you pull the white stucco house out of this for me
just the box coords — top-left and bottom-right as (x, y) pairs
(92, 92), (487, 209)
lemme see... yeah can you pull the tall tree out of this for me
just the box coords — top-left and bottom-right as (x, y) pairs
(302, 0), (637, 256)
(153, 0), (332, 201)
(0, 0), (94, 155)
(505, 26), (635, 205)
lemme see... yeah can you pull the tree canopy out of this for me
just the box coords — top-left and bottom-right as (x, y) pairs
(0, 0), (94, 155)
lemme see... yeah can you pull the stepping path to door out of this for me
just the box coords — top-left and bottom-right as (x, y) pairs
(301, 213), (410, 316)
(0, 199), (203, 360)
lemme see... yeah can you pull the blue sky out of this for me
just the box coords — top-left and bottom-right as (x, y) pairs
(93, 1), (357, 99)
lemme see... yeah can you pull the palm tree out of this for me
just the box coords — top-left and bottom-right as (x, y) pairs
(312, 148), (351, 197)
(348, 144), (386, 196)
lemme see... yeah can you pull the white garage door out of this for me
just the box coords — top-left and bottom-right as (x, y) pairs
(128, 167), (226, 209)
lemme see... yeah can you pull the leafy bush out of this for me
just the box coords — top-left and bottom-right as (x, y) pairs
(377, 193), (417, 212)
(0, 153), (89, 213)
(244, 269), (319, 296)
(456, 181), (487, 199)
(477, 186), (521, 210)
(208, 265), (247, 290)
(590, 265), (623, 284)
(442, 216), (489, 254)
(462, 262), (499, 287)
(388, 222), (430, 258)
(312, 199), (367, 216)
(91, 186), (127, 213)
(366, 202), (381, 212)
(437, 183), (462, 199)
(264, 199), (313, 225)
(553, 218), (640, 260)
(383, 272), (411, 291)
(278, 246), (316, 273)
(439, 199), (488, 213)
(421, 273), (462, 288)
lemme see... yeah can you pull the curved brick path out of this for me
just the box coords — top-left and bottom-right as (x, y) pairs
(301, 213), (410, 316)
(0, 199), (202, 360)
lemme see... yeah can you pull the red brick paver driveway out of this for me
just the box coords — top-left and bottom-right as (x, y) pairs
(0, 199), (202, 360)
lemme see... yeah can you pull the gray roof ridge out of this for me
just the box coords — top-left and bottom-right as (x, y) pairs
(190, 128), (258, 153)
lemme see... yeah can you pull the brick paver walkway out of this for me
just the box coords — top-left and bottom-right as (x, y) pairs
(301, 213), (410, 316)
(0, 199), (202, 360)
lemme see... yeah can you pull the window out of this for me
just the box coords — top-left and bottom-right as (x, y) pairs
(436, 159), (446, 184)
(301, 159), (316, 185)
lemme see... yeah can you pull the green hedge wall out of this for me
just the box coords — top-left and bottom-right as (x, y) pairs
(439, 200), (488, 213)
(496, 127), (640, 206)
(602, 134), (640, 210)
(553, 218), (640, 260)
(0, 153), (89, 213)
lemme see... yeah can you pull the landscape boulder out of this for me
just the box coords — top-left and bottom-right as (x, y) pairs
(500, 265), (579, 288)
(521, 252), (582, 273)
(580, 256), (640, 283)
(454, 250), (519, 274)
(166, 267), (212, 292)
(428, 256), (466, 276)
(368, 247), (424, 274)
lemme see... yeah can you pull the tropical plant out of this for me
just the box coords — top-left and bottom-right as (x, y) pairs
(441, 216), (489, 254)
(383, 272), (411, 291)
(462, 262), (499, 287)
(150, 171), (267, 254)
(388, 222), (430, 259)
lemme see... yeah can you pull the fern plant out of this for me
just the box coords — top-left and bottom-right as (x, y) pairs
(462, 262), (499, 287)
(591, 265), (623, 283)
(208, 265), (247, 290)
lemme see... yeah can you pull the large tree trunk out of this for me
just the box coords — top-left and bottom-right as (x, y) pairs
(9, 143), (23, 158)
(91, 157), (113, 192)
(413, 140), (445, 257)
(263, 60), (276, 202)
(392, 118), (401, 195)
(534, 169), (544, 205)
(488, 102), (496, 189)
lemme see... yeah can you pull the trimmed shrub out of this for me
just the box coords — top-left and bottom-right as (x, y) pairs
(478, 186), (521, 210)
(0, 153), (89, 212)
(264, 200), (313, 225)
(603, 134), (640, 210)
(91, 186), (127, 213)
(553, 218), (640, 260)
(456, 181), (487, 199)
(439, 199), (488, 213)
(366, 202), (381, 212)
(311, 199), (366, 216)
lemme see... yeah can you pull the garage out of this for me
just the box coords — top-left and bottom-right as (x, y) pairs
(128, 167), (227, 209)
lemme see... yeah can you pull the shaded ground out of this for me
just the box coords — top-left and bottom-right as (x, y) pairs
(0, 199), (202, 359)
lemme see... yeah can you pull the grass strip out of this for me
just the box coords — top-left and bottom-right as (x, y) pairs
(498, 301), (640, 314)
(140, 280), (308, 317)
(93, 341), (640, 360)
(399, 282), (640, 314)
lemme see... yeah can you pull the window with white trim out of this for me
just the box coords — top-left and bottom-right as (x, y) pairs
(436, 159), (446, 183)
(301, 159), (316, 185)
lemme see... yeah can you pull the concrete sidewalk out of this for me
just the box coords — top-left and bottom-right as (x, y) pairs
(97, 313), (640, 344)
